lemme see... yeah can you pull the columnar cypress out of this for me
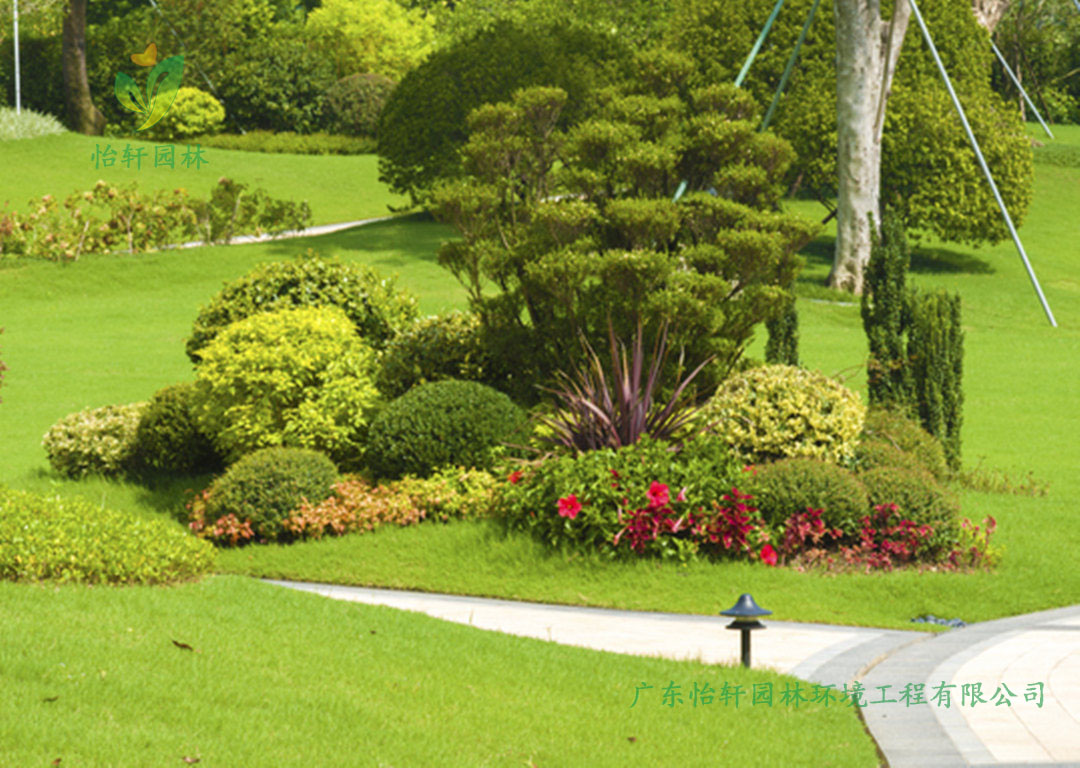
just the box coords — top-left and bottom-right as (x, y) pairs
(861, 209), (912, 409)
(765, 294), (799, 366)
(907, 289), (964, 472)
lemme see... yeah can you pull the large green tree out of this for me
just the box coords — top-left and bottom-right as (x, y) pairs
(430, 51), (817, 399)
(669, 0), (1032, 294)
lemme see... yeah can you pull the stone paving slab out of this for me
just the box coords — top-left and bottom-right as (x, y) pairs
(266, 580), (924, 690)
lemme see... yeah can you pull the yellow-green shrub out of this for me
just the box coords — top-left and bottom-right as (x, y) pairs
(191, 306), (381, 467)
(0, 487), (213, 584)
(702, 364), (866, 464)
(42, 403), (146, 478)
(144, 86), (225, 141)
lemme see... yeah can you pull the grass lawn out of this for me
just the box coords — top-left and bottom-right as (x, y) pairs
(0, 132), (405, 226)
(0, 576), (878, 767)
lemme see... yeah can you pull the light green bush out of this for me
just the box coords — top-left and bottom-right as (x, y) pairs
(702, 364), (866, 464)
(0, 106), (66, 140)
(191, 306), (382, 467)
(0, 487), (214, 584)
(305, 0), (435, 80)
(143, 86), (225, 141)
(42, 403), (146, 478)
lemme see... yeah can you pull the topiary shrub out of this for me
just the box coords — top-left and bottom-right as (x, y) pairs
(702, 364), (866, 464)
(143, 86), (225, 141)
(321, 73), (397, 136)
(366, 379), (527, 479)
(191, 306), (382, 466)
(861, 407), (949, 481)
(851, 438), (927, 477)
(195, 447), (339, 542)
(0, 487), (214, 584)
(186, 255), (418, 363)
(742, 458), (869, 535)
(859, 465), (960, 551)
(130, 382), (222, 476)
(375, 311), (494, 399)
(42, 403), (146, 478)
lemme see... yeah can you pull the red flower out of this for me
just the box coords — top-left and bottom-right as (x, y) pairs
(647, 482), (669, 509)
(507, 470), (523, 485)
(760, 544), (778, 566)
(558, 494), (582, 519)
(742, 465), (757, 477)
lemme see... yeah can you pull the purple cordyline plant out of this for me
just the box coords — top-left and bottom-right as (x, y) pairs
(535, 319), (714, 452)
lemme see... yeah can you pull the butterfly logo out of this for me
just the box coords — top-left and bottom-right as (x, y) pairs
(114, 43), (184, 132)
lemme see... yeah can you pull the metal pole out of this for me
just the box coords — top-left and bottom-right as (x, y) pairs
(735, 0), (787, 88)
(1073, 0), (1080, 14)
(13, 0), (20, 114)
(740, 628), (751, 668)
(991, 41), (1053, 139)
(908, 0), (1057, 328)
(762, 0), (820, 131)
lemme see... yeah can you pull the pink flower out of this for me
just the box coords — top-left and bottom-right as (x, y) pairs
(507, 470), (523, 485)
(760, 544), (778, 566)
(558, 494), (582, 519)
(676, 487), (687, 503)
(647, 482), (669, 509)
(742, 465), (757, 477)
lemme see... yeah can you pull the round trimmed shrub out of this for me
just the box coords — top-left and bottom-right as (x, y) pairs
(186, 256), (418, 363)
(861, 408), (949, 481)
(42, 403), (146, 478)
(191, 306), (382, 466)
(743, 458), (869, 534)
(702, 364), (866, 464)
(859, 465), (960, 532)
(144, 86), (225, 141)
(321, 73), (396, 136)
(0, 487), (213, 584)
(852, 438), (927, 477)
(203, 447), (339, 541)
(366, 379), (527, 478)
(375, 311), (487, 399)
(131, 382), (222, 476)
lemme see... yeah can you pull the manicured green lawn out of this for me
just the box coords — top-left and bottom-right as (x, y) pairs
(0, 132), (404, 226)
(0, 576), (878, 767)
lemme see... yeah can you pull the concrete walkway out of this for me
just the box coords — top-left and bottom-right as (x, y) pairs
(268, 580), (1080, 766)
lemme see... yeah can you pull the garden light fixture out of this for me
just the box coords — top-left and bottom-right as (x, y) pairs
(721, 593), (771, 668)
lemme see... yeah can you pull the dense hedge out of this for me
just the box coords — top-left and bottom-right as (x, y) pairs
(860, 408), (949, 481)
(0, 487), (214, 584)
(131, 382), (222, 476)
(743, 458), (869, 535)
(366, 379), (527, 478)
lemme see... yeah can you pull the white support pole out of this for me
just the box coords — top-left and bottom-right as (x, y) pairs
(13, 0), (20, 114)
(908, 0), (1057, 328)
(991, 40), (1053, 139)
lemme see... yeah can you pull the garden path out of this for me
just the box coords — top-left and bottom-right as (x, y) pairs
(268, 580), (1080, 767)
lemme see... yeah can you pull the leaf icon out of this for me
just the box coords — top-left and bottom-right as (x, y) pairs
(136, 54), (185, 132)
(114, 71), (149, 115)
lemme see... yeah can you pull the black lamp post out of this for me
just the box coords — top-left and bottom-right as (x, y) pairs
(721, 593), (771, 668)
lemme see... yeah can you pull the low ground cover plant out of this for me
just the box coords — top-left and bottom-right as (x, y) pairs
(0, 487), (213, 584)
(366, 379), (527, 479)
(192, 131), (376, 155)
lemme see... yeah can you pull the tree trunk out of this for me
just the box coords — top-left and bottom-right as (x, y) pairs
(971, 0), (1011, 33)
(62, 0), (105, 135)
(829, 0), (910, 295)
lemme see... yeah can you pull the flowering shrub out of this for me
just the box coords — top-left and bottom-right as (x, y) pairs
(947, 516), (1002, 569)
(498, 435), (764, 562)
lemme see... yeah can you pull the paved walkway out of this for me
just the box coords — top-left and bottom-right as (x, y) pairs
(268, 580), (1080, 766)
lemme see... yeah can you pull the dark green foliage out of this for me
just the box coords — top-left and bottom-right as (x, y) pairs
(861, 408), (950, 482)
(186, 255), (418, 362)
(366, 380), (528, 479)
(194, 131), (375, 155)
(375, 312), (489, 399)
(431, 66), (817, 401)
(851, 439), (928, 477)
(377, 20), (632, 202)
(131, 383), (222, 476)
(321, 73), (397, 137)
(0, 36), (65, 121)
(743, 458), (869, 535)
(205, 447), (339, 540)
(859, 465), (961, 550)
(862, 209), (913, 409)
(907, 289), (964, 472)
(764, 295), (799, 367)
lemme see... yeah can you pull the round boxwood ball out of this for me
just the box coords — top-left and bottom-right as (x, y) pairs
(365, 379), (527, 479)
